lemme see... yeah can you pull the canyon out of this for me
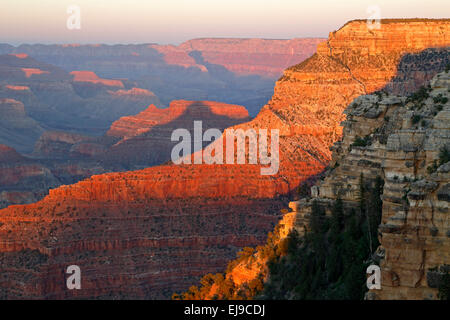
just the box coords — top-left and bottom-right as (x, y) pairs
(0, 38), (322, 206)
(0, 38), (324, 116)
(289, 70), (450, 300)
(0, 53), (161, 138)
(0, 19), (449, 299)
(0, 99), (251, 208)
(102, 100), (251, 169)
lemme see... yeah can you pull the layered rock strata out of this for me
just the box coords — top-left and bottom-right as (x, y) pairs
(289, 71), (450, 300)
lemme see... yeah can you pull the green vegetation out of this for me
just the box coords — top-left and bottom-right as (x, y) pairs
(427, 146), (450, 174)
(433, 94), (448, 105)
(439, 271), (450, 300)
(407, 86), (430, 104)
(351, 135), (372, 147)
(412, 114), (422, 125)
(427, 160), (439, 174)
(445, 63), (450, 73)
(297, 183), (311, 198)
(439, 146), (450, 165)
(373, 90), (386, 100)
(261, 175), (384, 300)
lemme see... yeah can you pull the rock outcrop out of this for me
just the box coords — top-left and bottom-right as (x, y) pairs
(0, 144), (60, 208)
(70, 71), (124, 88)
(0, 98), (44, 153)
(104, 100), (251, 168)
(1, 39), (323, 116)
(288, 70), (450, 300)
(32, 100), (251, 169)
(180, 70), (450, 302)
(0, 54), (162, 135)
(179, 38), (325, 78)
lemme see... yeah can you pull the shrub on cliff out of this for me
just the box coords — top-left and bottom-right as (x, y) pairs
(407, 86), (430, 103)
(427, 146), (450, 174)
(172, 225), (283, 300)
(438, 272), (450, 300)
(439, 146), (450, 166)
(351, 135), (371, 148)
(412, 114), (422, 125)
(433, 94), (448, 105)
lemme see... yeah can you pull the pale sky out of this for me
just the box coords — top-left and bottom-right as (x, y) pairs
(0, 0), (448, 45)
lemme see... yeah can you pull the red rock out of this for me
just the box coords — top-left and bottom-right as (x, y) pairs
(9, 53), (28, 59)
(21, 68), (50, 78)
(179, 38), (325, 78)
(148, 44), (208, 72)
(70, 71), (124, 88)
(108, 100), (250, 139)
(102, 100), (251, 168)
(0, 144), (25, 163)
(107, 87), (156, 98)
(5, 85), (30, 91)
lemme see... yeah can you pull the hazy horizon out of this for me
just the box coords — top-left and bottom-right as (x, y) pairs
(1, 0), (449, 46)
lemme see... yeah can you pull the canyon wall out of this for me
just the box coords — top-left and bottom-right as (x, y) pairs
(103, 100), (251, 168)
(1, 39), (324, 116)
(179, 38), (324, 78)
(0, 98), (44, 153)
(0, 144), (60, 208)
(289, 70), (450, 300)
(0, 54), (161, 136)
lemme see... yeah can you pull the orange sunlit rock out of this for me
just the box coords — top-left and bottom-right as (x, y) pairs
(21, 68), (50, 78)
(70, 70), (124, 87)
(5, 85), (30, 91)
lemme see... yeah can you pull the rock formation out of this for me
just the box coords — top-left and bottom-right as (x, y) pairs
(0, 39), (323, 116)
(70, 71), (124, 88)
(0, 54), (161, 135)
(0, 144), (60, 208)
(288, 70), (450, 300)
(0, 98), (44, 153)
(104, 100), (251, 168)
(176, 19), (450, 300)
(179, 38), (325, 78)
